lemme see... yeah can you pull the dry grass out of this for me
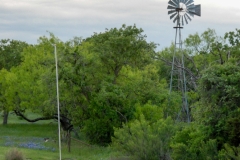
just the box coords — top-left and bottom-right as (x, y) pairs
(5, 148), (24, 160)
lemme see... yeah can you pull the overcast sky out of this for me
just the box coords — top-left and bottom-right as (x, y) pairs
(1, 0), (240, 51)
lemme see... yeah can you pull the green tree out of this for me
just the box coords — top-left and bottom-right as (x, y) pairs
(183, 29), (228, 80)
(61, 24), (161, 145)
(0, 39), (28, 70)
(194, 63), (240, 148)
(0, 39), (28, 124)
(5, 42), (56, 117)
(224, 28), (240, 63)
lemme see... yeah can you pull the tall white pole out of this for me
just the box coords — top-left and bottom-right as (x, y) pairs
(54, 44), (62, 160)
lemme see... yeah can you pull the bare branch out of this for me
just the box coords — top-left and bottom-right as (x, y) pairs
(14, 110), (73, 131)
(184, 55), (200, 77)
(14, 110), (55, 122)
(158, 57), (199, 81)
(115, 109), (128, 123)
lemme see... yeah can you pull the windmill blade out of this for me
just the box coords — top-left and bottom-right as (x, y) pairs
(186, 4), (194, 9)
(173, 15), (180, 23)
(168, 10), (176, 15)
(185, 13), (192, 21)
(184, 14), (188, 24)
(185, 0), (194, 6)
(168, 0), (177, 7)
(172, 0), (179, 4)
(172, 0), (179, 7)
(182, 16), (184, 25)
(167, 5), (177, 10)
(170, 12), (178, 20)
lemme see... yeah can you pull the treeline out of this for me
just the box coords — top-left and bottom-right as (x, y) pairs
(0, 25), (239, 159)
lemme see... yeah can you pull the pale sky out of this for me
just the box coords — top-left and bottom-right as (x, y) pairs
(0, 0), (240, 51)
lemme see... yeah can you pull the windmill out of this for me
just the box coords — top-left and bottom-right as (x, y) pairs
(167, 0), (201, 122)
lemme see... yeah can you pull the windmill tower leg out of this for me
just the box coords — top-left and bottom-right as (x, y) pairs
(169, 22), (190, 123)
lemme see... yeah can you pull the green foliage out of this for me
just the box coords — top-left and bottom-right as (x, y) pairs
(7, 44), (56, 115)
(5, 148), (24, 160)
(184, 28), (229, 74)
(134, 102), (164, 123)
(224, 29), (240, 47)
(0, 39), (28, 123)
(200, 63), (240, 108)
(87, 24), (157, 71)
(83, 83), (126, 145)
(181, 27), (240, 159)
(69, 24), (161, 145)
(1, 26), (239, 157)
(0, 39), (28, 70)
(171, 123), (221, 160)
(113, 103), (176, 160)
(0, 25), (163, 145)
(0, 69), (17, 110)
(196, 63), (240, 145)
(184, 28), (219, 55)
(223, 29), (240, 65)
(199, 139), (220, 160)
(224, 109), (240, 147)
(219, 143), (240, 160)
(0, 34), (71, 121)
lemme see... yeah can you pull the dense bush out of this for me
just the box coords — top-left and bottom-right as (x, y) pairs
(220, 143), (240, 159)
(113, 114), (176, 160)
(113, 104), (176, 160)
(171, 124), (220, 160)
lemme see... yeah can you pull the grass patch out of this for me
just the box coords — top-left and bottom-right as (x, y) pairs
(0, 123), (58, 137)
(0, 112), (126, 159)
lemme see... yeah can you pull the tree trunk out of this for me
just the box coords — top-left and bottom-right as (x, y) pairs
(3, 110), (9, 125)
(67, 130), (71, 152)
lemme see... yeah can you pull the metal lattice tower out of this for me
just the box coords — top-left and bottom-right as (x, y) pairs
(167, 0), (201, 123)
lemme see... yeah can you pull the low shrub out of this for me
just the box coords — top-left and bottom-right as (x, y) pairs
(5, 148), (24, 160)
(113, 115), (176, 160)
